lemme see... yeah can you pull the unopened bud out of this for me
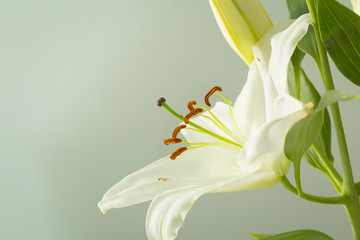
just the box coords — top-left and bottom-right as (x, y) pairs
(209, 0), (273, 66)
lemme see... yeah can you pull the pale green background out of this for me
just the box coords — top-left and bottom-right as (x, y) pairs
(1, 0), (359, 239)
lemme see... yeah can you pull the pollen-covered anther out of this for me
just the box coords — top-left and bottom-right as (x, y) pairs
(187, 100), (197, 111)
(172, 124), (186, 138)
(170, 147), (188, 160)
(204, 86), (222, 107)
(164, 138), (182, 145)
(184, 108), (203, 124)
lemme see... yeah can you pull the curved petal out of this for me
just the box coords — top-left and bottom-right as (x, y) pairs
(252, 14), (312, 119)
(253, 20), (293, 77)
(237, 102), (309, 176)
(233, 62), (266, 138)
(146, 167), (280, 240)
(268, 14), (312, 96)
(98, 146), (240, 213)
(181, 102), (238, 143)
(351, 0), (360, 15)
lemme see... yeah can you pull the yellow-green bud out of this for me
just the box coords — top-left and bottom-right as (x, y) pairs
(209, 0), (273, 66)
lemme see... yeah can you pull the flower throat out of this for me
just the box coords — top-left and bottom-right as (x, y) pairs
(158, 86), (246, 160)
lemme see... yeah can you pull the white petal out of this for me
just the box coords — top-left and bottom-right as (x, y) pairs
(252, 14), (312, 120)
(253, 20), (293, 76)
(181, 101), (236, 143)
(269, 94), (305, 121)
(146, 167), (280, 240)
(98, 147), (240, 213)
(233, 62), (266, 138)
(351, 0), (360, 15)
(237, 104), (309, 176)
(268, 14), (312, 96)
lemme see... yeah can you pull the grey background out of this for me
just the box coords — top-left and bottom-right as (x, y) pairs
(1, 0), (358, 239)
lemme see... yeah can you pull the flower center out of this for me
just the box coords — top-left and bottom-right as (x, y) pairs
(158, 86), (246, 160)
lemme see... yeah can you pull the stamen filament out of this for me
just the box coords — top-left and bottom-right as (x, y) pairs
(215, 92), (246, 140)
(182, 141), (241, 151)
(161, 102), (243, 149)
(195, 105), (244, 144)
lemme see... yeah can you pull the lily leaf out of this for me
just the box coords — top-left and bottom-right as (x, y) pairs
(288, 66), (333, 172)
(285, 90), (359, 193)
(318, 0), (360, 86)
(298, 26), (320, 66)
(249, 229), (333, 240)
(286, 0), (308, 19)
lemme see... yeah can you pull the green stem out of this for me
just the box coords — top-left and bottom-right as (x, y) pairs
(307, 0), (360, 238)
(281, 176), (345, 204)
(312, 142), (343, 192)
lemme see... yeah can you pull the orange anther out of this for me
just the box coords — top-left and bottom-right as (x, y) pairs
(187, 100), (197, 111)
(184, 108), (203, 124)
(204, 86), (222, 107)
(163, 138), (182, 145)
(170, 147), (188, 160)
(172, 124), (186, 138)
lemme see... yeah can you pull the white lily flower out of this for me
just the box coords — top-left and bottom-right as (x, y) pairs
(351, 0), (360, 14)
(98, 14), (312, 240)
(209, 0), (273, 66)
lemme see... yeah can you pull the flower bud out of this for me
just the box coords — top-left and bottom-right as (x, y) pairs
(209, 0), (273, 66)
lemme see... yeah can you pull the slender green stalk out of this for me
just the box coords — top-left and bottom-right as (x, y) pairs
(306, 0), (360, 238)
(281, 176), (345, 204)
(311, 142), (343, 192)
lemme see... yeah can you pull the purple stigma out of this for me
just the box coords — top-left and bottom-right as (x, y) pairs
(157, 97), (166, 107)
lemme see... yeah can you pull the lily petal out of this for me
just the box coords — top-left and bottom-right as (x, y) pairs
(253, 14), (312, 119)
(351, 0), (360, 15)
(146, 167), (279, 240)
(233, 62), (266, 138)
(237, 102), (309, 175)
(268, 14), (312, 96)
(98, 147), (240, 213)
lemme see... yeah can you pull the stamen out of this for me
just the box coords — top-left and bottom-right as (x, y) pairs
(170, 147), (187, 160)
(161, 102), (243, 148)
(182, 141), (242, 151)
(204, 86), (222, 107)
(187, 100), (197, 111)
(172, 124), (187, 138)
(184, 108), (203, 124)
(164, 138), (182, 145)
(215, 92), (246, 140)
(196, 105), (244, 145)
(157, 97), (166, 107)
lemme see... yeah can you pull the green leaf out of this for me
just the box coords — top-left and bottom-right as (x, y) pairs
(284, 90), (359, 193)
(318, 0), (360, 86)
(249, 233), (272, 239)
(298, 26), (321, 65)
(286, 0), (309, 19)
(249, 229), (333, 240)
(288, 67), (333, 172)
